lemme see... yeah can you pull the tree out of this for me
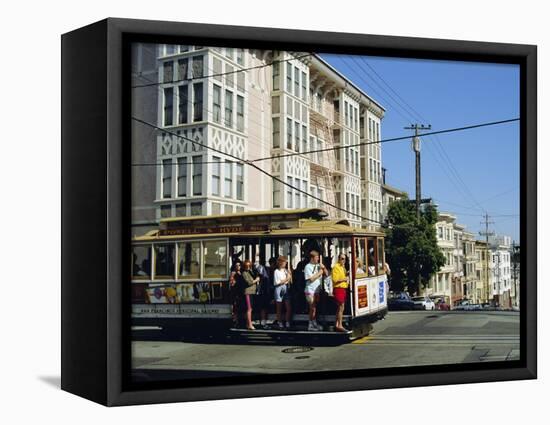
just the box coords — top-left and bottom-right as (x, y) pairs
(384, 200), (445, 295)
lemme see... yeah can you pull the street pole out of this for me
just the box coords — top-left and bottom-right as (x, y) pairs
(496, 252), (501, 307)
(479, 213), (494, 304)
(405, 123), (431, 295)
(512, 241), (519, 307)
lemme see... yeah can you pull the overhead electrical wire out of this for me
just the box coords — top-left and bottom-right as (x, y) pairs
(131, 117), (519, 166)
(129, 46), (519, 230)
(344, 55), (486, 213)
(132, 116), (384, 225)
(351, 55), (490, 214)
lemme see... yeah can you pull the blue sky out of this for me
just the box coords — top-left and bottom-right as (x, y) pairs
(322, 54), (520, 242)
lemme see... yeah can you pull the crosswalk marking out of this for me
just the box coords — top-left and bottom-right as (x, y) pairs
(352, 335), (374, 344)
(367, 335), (518, 340)
(351, 334), (519, 345)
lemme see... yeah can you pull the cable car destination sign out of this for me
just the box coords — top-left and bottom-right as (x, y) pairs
(159, 223), (270, 236)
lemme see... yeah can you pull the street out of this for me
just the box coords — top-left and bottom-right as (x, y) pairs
(131, 310), (520, 382)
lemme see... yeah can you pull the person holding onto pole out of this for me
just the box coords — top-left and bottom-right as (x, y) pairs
(254, 261), (271, 328)
(273, 255), (292, 329)
(332, 254), (350, 332)
(242, 260), (260, 330)
(228, 261), (243, 326)
(303, 250), (327, 331)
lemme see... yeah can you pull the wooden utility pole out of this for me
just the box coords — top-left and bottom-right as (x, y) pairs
(405, 124), (431, 294)
(511, 241), (520, 308)
(404, 124), (431, 221)
(479, 213), (494, 304)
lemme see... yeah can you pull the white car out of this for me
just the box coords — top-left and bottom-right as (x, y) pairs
(411, 296), (436, 310)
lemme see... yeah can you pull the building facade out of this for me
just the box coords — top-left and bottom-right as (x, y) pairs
(462, 231), (477, 302)
(475, 240), (491, 304)
(426, 213), (457, 303)
(131, 43), (160, 236)
(451, 222), (465, 306)
(489, 235), (512, 308)
(130, 44), (386, 234)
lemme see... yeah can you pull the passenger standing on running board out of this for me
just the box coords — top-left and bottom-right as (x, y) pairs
(241, 260), (260, 330)
(303, 250), (327, 331)
(332, 254), (350, 332)
(273, 256), (292, 329)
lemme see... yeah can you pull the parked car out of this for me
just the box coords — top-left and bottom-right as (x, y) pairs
(454, 300), (482, 311)
(411, 295), (436, 310)
(481, 302), (497, 311)
(388, 292), (415, 311)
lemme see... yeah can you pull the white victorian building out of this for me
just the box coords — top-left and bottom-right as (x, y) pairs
(131, 44), (386, 235)
(426, 212), (456, 303)
(489, 234), (512, 308)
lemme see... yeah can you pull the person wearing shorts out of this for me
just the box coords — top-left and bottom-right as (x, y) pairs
(254, 262), (272, 328)
(228, 262), (243, 326)
(332, 254), (350, 332)
(242, 260), (260, 330)
(303, 250), (326, 331)
(273, 256), (292, 329)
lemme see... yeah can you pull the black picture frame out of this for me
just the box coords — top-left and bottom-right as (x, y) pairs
(61, 17), (537, 406)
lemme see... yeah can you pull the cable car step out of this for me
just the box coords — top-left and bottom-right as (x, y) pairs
(229, 327), (352, 336)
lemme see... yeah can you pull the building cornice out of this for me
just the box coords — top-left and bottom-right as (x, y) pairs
(382, 183), (408, 197)
(306, 54), (385, 119)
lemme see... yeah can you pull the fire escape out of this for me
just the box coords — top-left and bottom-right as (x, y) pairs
(308, 73), (343, 220)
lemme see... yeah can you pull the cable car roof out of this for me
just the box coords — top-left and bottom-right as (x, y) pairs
(159, 208), (328, 224)
(133, 209), (385, 242)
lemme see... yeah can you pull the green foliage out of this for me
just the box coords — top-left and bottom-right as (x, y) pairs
(384, 200), (446, 295)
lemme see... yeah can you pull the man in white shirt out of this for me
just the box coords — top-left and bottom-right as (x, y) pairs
(303, 250), (326, 331)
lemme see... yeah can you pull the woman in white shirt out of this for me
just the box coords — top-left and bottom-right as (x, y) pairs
(273, 256), (292, 329)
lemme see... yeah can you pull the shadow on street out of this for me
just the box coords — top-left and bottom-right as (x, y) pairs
(132, 327), (348, 347)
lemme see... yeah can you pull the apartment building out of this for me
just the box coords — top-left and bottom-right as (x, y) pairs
(462, 231), (477, 302)
(426, 212), (456, 302)
(489, 235), (512, 308)
(131, 43), (160, 235)
(130, 44), (385, 234)
(475, 240), (491, 304)
(451, 222), (465, 305)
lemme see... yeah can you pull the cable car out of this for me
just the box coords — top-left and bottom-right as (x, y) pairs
(131, 208), (388, 339)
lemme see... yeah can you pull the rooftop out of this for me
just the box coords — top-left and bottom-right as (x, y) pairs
(310, 54), (386, 116)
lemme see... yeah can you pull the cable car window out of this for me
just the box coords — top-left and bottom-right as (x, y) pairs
(354, 238), (367, 277)
(177, 241), (200, 279)
(203, 240), (228, 279)
(154, 244), (175, 280)
(377, 237), (385, 275)
(132, 245), (151, 280)
(276, 240), (292, 264)
(367, 237), (377, 276)
(330, 237), (352, 268)
(304, 238), (330, 275)
(229, 244), (245, 267)
(290, 239), (303, 269)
